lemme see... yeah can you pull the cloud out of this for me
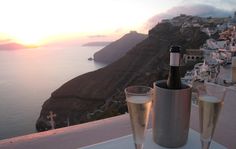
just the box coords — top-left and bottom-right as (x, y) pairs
(181, 0), (236, 11)
(143, 4), (234, 32)
(0, 39), (12, 44)
(0, 42), (24, 50)
(167, 4), (232, 17)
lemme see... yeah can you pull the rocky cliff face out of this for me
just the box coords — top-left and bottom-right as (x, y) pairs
(93, 31), (148, 64)
(36, 22), (208, 131)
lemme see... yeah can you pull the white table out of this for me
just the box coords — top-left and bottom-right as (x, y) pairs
(79, 129), (227, 149)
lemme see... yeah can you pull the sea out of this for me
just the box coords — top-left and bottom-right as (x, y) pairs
(0, 44), (106, 140)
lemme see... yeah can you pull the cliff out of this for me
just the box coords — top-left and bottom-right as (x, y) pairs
(93, 31), (148, 64)
(36, 22), (208, 131)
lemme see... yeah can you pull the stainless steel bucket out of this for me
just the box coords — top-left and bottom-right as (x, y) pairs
(152, 80), (192, 147)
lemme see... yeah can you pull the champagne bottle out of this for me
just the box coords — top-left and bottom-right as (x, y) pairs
(167, 45), (181, 89)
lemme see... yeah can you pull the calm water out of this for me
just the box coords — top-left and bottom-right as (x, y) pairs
(0, 45), (106, 140)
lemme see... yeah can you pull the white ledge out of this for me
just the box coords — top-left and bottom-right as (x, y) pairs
(0, 114), (133, 149)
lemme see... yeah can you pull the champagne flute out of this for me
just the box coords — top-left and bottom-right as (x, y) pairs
(125, 86), (152, 149)
(197, 81), (226, 149)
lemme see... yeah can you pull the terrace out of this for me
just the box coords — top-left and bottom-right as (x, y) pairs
(0, 67), (235, 149)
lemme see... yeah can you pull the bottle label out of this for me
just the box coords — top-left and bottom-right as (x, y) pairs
(170, 53), (180, 66)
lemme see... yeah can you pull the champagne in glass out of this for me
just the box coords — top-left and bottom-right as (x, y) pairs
(199, 95), (223, 149)
(125, 86), (152, 149)
(197, 82), (226, 149)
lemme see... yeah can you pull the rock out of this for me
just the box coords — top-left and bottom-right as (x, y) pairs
(36, 21), (209, 131)
(93, 31), (148, 64)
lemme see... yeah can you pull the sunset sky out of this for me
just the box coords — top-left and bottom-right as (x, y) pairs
(0, 0), (235, 46)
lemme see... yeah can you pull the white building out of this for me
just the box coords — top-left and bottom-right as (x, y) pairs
(206, 39), (220, 49)
(217, 23), (228, 32)
(215, 40), (227, 49)
(161, 19), (170, 23)
(231, 11), (236, 24)
(230, 42), (236, 52)
(183, 49), (204, 63)
(201, 28), (211, 36)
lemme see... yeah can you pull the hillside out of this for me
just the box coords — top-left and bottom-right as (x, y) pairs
(93, 31), (148, 64)
(36, 21), (208, 131)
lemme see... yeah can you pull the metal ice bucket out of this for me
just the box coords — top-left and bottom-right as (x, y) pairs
(152, 80), (192, 148)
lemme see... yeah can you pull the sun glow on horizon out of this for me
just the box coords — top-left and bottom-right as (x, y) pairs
(0, 0), (172, 46)
(11, 33), (47, 46)
(0, 0), (235, 46)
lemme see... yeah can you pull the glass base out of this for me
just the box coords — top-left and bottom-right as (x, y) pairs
(134, 143), (143, 149)
(201, 139), (211, 149)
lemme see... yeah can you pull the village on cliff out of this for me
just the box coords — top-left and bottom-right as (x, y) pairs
(160, 12), (236, 85)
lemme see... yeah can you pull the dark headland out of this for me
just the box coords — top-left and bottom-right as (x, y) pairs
(36, 15), (211, 131)
(93, 31), (148, 64)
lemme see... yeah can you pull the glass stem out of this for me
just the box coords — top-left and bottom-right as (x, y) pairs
(134, 143), (143, 149)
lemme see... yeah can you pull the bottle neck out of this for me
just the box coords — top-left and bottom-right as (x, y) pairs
(170, 52), (180, 66)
